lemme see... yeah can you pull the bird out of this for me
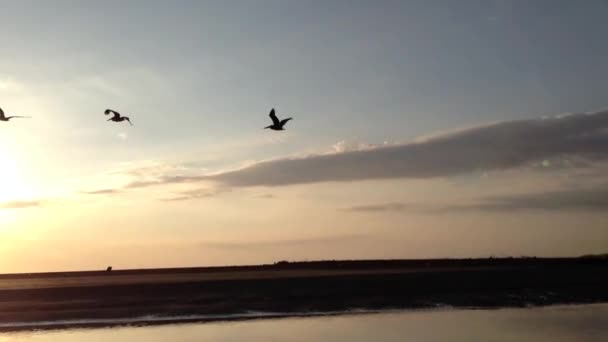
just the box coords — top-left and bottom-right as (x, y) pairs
(265, 108), (292, 130)
(105, 109), (133, 126)
(0, 107), (30, 122)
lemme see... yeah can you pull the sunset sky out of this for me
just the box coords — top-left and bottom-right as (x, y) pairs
(1, 1), (608, 273)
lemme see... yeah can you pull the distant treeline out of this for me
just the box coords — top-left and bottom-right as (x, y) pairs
(271, 255), (608, 269)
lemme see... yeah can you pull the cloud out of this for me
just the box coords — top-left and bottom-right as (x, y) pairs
(209, 111), (608, 187)
(125, 176), (204, 189)
(198, 234), (367, 249)
(467, 186), (608, 212)
(254, 193), (275, 199)
(343, 185), (608, 213)
(0, 200), (42, 209)
(82, 189), (122, 195)
(87, 110), (608, 195)
(342, 202), (425, 213)
(161, 187), (230, 202)
(329, 140), (380, 154)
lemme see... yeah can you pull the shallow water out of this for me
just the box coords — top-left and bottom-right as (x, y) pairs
(1, 304), (607, 342)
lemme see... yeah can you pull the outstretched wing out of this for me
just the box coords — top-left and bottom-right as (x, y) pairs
(105, 109), (121, 119)
(0, 107), (5, 119)
(280, 118), (292, 126)
(269, 108), (280, 125)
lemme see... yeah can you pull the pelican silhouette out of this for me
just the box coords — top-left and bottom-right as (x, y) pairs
(0, 107), (30, 122)
(265, 108), (292, 130)
(105, 109), (133, 126)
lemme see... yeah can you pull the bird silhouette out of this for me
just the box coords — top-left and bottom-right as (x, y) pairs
(265, 108), (292, 130)
(0, 107), (30, 122)
(105, 109), (133, 126)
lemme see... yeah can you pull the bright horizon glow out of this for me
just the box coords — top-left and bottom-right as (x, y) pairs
(0, 146), (35, 203)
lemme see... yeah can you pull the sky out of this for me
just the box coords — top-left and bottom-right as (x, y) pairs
(1, 0), (608, 273)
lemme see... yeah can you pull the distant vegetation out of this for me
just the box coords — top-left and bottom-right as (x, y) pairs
(270, 255), (608, 269)
(579, 253), (608, 259)
(1, 255), (607, 278)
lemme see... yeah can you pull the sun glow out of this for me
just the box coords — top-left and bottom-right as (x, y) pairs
(0, 147), (35, 204)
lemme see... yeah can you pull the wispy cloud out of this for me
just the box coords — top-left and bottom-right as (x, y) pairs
(343, 184), (608, 213)
(465, 186), (608, 212)
(342, 202), (425, 213)
(161, 187), (230, 202)
(198, 234), (368, 249)
(81, 189), (122, 195)
(254, 193), (275, 199)
(125, 176), (204, 189)
(0, 200), (43, 209)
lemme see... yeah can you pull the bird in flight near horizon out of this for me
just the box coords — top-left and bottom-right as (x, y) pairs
(265, 108), (292, 131)
(0, 107), (30, 122)
(105, 109), (133, 126)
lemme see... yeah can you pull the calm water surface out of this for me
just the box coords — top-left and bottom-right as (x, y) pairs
(1, 304), (606, 342)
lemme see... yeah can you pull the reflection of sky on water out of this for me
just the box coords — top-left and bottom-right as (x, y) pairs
(1, 304), (606, 342)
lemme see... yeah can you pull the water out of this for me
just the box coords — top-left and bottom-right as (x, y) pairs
(0, 304), (607, 341)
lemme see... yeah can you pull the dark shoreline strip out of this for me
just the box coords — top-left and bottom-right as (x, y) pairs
(1, 259), (607, 332)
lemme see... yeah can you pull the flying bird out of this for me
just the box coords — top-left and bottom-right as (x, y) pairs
(0, 107), (30, 122)
(265, 108), (292, 130)
(105, 109), (133, 126)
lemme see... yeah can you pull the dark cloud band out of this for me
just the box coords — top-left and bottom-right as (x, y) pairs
(211, 111), (608, 187)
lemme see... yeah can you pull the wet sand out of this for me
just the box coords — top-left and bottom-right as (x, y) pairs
(0, 258), (606, 330)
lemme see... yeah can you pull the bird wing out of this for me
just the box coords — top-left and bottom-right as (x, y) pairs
(0, 107), (5, 119)
(280, 118), (292, 126)
(269, 108), (280, 125)
(105, 109), (121, 118)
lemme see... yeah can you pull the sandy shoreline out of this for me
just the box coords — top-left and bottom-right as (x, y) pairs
(1, 258), (606, 332)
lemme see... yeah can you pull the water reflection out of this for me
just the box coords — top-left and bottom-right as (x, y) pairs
(1, 304), (607, 342)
